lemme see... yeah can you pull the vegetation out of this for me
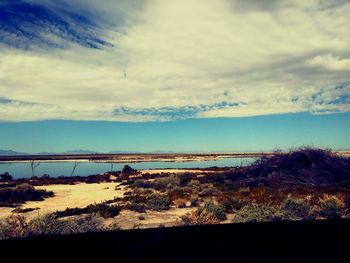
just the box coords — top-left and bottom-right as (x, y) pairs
(1, 147), (350, 237)
(0, 214), (118, 240)
(0, 172), (13, 181)
(125, 193), (171, 212)
(317, 195), (347, 219)
(0, 184), (54, 207)
(54, 202), (121, 219)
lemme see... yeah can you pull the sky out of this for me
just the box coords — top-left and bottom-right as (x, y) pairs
(0, 0), (349, 152)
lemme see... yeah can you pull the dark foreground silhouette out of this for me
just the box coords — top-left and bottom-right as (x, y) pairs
(1, 219), (349, 262)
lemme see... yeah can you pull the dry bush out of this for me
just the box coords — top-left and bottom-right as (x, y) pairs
(0, 215), (28, 240)
(178, 210), (220, 226)
(173, 198), (188, 208)
(317, 194), (347, 219)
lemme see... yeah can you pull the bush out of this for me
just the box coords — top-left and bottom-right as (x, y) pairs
(122, 165), (137, 174)
(0, 215), (28, 240)
(0, 184), (54, 207)
(125, 202), (147, 213)
(237, 147), (350, 188)
(29, 214), (103, 236)
(199, 200), (227, 221)
(179, 210), (220, 226)
(278, 196), (313, 220)
(221, 197), (244, 213)
(317, 195), (347, 219)
(146, 194), (171, 211)
(233, 204), (278, 223)
(12, 207), (39, 214)
(55, 202), (121, 219)
(152, 175), (181, 191)
(0, 172), (13, 181)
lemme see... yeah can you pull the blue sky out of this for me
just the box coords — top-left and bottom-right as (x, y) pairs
(0, 1), (350, 152)
(0, 113), (349, 153)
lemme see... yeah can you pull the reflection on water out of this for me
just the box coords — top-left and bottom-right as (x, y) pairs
(0, 157), (256, 179)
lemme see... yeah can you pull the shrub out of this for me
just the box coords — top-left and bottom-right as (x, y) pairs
(0, 184), (54, 207)
(122, 165), (137, 174)
(233, 204), (278, 223)
(242, 147), (350, 188)
(278, 196), (313, 220)
(0, 172), (13, 181)
(12, 207), (39, 213)
(152, 175), (181, 191)
(198, 200), (227, 221)
(146, 194), (171, 211)
(0, 215), (28, 240)
(179, 173), (196, 186)
(29, 214), (104, 236)
(221, 197), (244, 213)
(55, 202), (121, 219)
(125, 202), (147, 213)
(179, 210), (220, 226)
(167, 186), (187, 201)
(132, 179), (153, 189)
(317, 195), (347, 219)
(199, 185), (219, 197)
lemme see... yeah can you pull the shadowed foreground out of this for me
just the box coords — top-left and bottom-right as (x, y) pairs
(1, 219), (349, 262)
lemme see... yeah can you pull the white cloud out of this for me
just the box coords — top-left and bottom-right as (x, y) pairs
(1, 0), (350, 121)
(307, 54), (350, 71)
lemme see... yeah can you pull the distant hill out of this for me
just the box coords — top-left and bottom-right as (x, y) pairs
(0, 150), (29, 156)
(62, 150), (99, 155)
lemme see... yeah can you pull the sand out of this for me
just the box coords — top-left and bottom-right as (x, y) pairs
(0, 182), (125, 220)
(105, 207), (196, 230)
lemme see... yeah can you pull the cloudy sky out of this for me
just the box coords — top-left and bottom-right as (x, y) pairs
(0, 0), (349, 152)
(1, 0), (349, 122)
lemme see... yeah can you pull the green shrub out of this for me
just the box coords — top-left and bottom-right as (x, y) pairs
(317, 195), (347, 219)
(146, 194), (171, 211)
(278, 196), (313, 220)
(233, 204), (278, 223)
(153, 175), (181, 191)
(197, 200), (227, 221)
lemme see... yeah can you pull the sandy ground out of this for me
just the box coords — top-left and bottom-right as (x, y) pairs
(105, 207), (196, 229)
(0, 182), (125, 220)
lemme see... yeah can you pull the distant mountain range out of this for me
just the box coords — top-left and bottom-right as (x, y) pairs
(0, 149), (184, 156)
(0, 149), (100, 156)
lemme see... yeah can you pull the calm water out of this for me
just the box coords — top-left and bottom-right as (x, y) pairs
(0, 157), (256, 179)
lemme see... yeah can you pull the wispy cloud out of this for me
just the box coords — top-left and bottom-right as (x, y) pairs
(0, 0), (350, 121)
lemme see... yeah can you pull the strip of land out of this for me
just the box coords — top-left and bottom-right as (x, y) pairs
(0, 153), (275, 163)
(1, 151), (348, 163)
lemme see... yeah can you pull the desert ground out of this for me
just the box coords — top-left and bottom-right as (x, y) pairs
(1, 148), (350, 239)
